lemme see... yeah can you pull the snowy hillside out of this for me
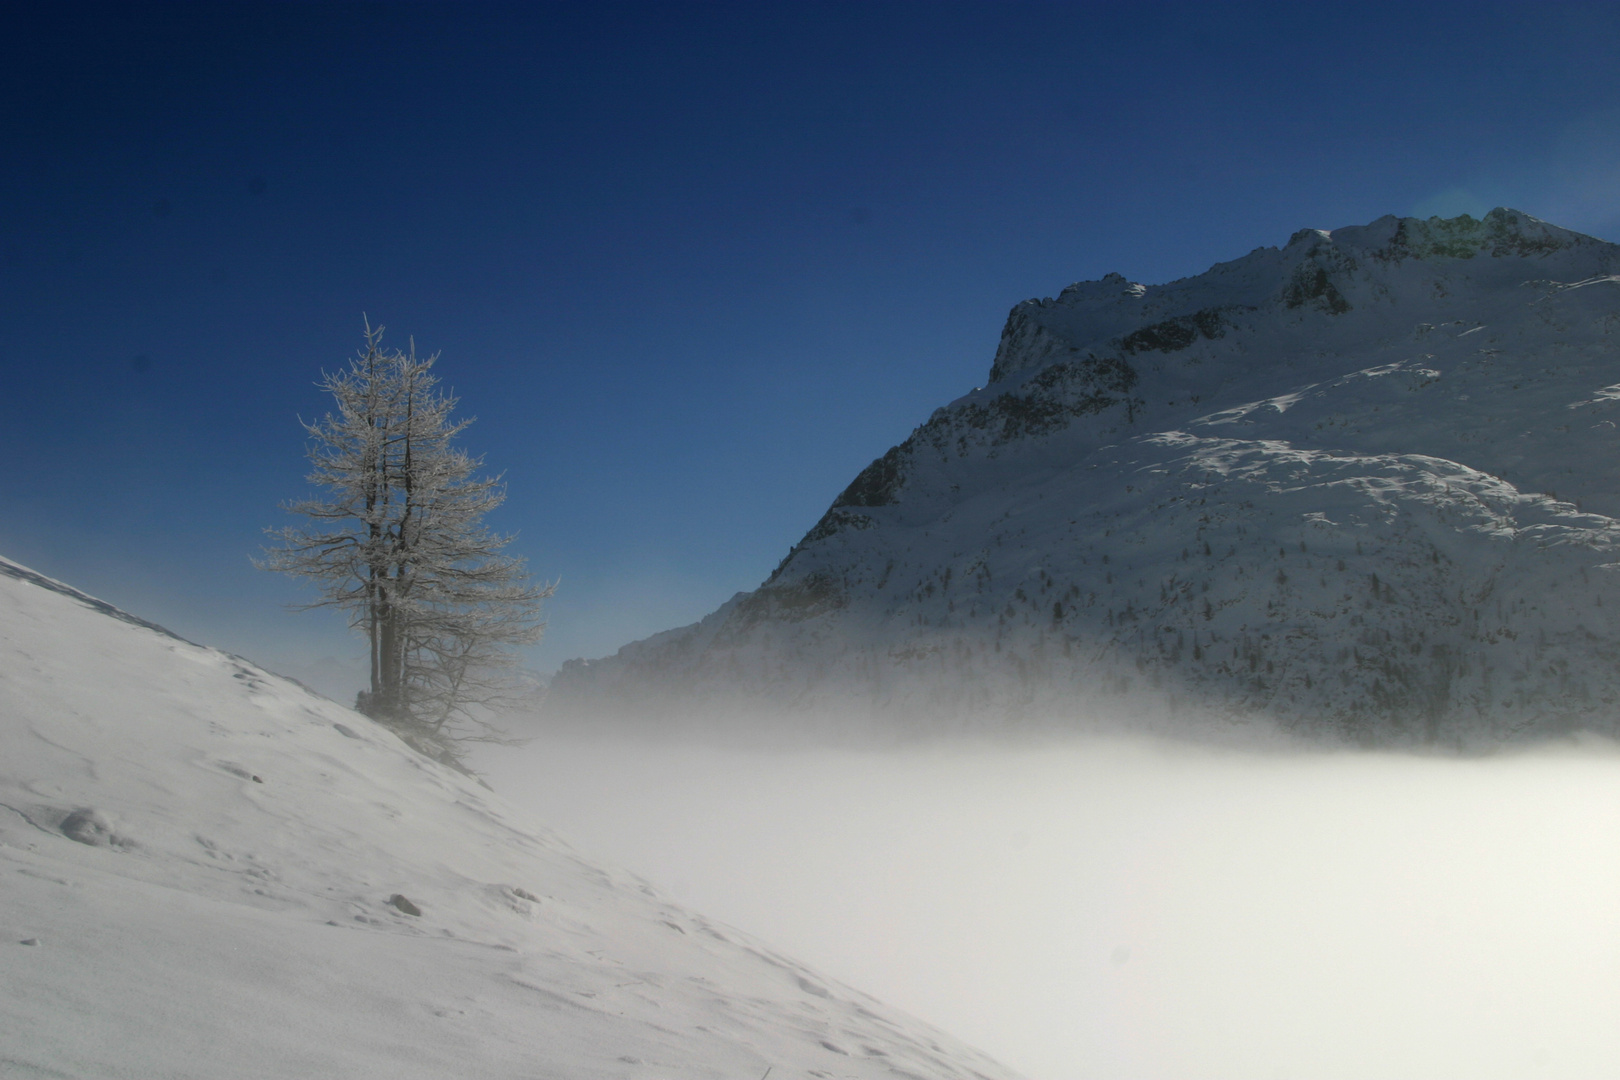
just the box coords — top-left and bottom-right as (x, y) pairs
(552, 209), (1620, 743)
(0, 557), (1020, 1080)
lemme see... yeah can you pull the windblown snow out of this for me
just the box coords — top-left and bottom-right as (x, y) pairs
(0, 557), (1020, 1080)
(553, 209), (1620, 743)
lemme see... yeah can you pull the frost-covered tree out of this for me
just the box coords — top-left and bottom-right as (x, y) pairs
(263, 321), (550, 767)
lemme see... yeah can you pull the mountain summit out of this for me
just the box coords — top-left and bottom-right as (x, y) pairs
(553, 210), (1620, 743)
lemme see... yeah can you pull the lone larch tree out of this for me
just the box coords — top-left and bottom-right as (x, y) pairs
(264, 321), (550, 767)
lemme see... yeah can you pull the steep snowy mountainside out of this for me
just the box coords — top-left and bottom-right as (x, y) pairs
(552, 210), (1620, 743)
(0, 557), (1021, 1080)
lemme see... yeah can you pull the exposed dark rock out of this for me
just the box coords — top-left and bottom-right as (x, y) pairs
(60, 808), (124, 848)
(1120, 306), (1240, 353)
(388, 893), (422, 916)
(832, 443), (911, 508)
(1284, 264), (1351, 314)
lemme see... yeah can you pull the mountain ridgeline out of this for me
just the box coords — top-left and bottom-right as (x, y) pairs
(552, 209), (1620, 744)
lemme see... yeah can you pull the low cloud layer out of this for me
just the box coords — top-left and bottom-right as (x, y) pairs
(481, 725), (1620, 1080)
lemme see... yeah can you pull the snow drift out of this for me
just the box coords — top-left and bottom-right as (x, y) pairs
(551, 210), (1620, 744)
(0, 556), (1019, 1080)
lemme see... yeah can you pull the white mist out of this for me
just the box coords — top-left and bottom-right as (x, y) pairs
(480, 730), (1620, 1080)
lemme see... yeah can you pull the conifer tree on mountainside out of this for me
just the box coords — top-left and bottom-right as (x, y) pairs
(262, 322), (550, 767)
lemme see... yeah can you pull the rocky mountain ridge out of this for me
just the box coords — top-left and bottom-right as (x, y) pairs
(552, 209), (1620, 743)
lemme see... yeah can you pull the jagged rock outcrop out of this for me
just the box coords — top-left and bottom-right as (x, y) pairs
(551, 210), (1620, 743)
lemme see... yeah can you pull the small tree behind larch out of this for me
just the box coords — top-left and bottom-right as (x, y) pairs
(262, 321), (550, 767)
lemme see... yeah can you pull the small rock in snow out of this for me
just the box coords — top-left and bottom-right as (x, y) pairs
(796, 976), (830, 998)
(19, 938), (39, 946)
(388, 893), (422, 916)
(60, 808), (120, 847)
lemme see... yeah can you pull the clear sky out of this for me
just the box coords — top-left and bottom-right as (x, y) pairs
(5, 2), (1620, 701)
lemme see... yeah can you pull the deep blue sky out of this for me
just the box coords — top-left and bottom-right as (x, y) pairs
(5, 2), (1620, 700)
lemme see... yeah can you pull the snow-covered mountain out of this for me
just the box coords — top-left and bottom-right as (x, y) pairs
(552, 209), (1620, 743)
(0, 556), (1021, 1079)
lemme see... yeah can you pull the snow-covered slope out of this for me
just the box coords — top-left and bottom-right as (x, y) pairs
(552, 210), (1620, 743)
(0, 557), (1020, 1080)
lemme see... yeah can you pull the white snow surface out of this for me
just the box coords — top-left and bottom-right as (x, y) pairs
(552, 209), (1620, 743)
(0, 557), (1020, 1080)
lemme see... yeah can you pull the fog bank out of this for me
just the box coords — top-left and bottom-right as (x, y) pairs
(478, 728), (1620, 1079)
